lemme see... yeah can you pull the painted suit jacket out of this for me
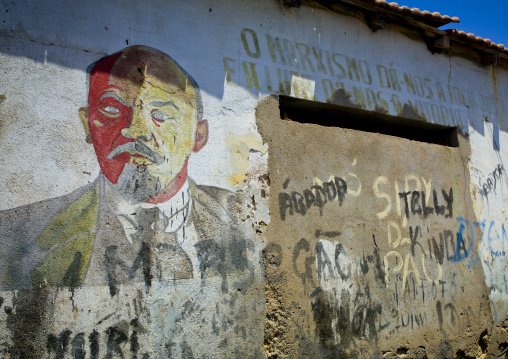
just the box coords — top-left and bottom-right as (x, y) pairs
(0, 178), (253, 290)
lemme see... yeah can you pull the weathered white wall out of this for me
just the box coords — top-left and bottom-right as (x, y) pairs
(2, 0), (507, 204)
(0, 0), (507, 357)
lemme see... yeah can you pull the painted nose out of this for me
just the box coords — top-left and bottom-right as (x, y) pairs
(121, 103), (152, 141)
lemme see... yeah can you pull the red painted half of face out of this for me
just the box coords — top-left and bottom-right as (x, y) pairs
(88, 51), (134, 184)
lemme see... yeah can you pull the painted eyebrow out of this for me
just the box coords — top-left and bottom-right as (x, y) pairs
(99, 92), (130, 107)
(150, 101), (179, 109)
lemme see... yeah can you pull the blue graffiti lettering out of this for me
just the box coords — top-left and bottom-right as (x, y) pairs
(450, 217), (477, 265)
(486, 221), (507, 257)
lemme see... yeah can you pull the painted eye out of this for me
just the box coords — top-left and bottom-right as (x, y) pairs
(102, 106), (120, 114)
(98, 105), (122, 118)
(152, 110), (171, 122)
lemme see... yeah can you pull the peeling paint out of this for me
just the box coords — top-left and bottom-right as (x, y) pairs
(1, 0), (507, 356)
(226, 132), (268, 186)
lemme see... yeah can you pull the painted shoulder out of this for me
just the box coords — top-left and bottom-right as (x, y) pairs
(0, 182), (99, 289)
(189, 180), (243, 222)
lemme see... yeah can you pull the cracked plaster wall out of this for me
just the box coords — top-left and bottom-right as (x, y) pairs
(0, 0), (507, 357)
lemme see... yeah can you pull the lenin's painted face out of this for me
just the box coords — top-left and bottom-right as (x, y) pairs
(80, 46), (207, 202)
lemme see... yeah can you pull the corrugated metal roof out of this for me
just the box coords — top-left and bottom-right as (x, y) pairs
(366, 0), (459, 27)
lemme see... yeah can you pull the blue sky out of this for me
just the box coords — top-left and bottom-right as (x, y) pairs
(400, 0), (508, 47)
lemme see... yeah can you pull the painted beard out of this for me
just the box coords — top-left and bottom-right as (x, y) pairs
(112, 163), (161, 203)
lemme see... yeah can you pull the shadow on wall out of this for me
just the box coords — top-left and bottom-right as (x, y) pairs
(1, 0), (506, 148)
(0, 0), (226, 104)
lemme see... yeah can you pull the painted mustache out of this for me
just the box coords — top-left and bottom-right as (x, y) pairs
(107, 142), (165, 165)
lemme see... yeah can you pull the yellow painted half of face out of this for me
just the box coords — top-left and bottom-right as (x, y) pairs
(117, 72), (198, 189)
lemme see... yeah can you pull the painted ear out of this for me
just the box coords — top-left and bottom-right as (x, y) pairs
(193, 120), (208, 152)
(79, 107), (92, 144)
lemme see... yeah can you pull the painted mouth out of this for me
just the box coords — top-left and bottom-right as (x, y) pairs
(107, 142), (165, 165)
(128, 153), (156, 166)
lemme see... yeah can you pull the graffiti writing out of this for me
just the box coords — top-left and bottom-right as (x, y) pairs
(449, 216), (478, 264)
(387, 309), (426, 335)
(45, 322), (147, 359)
(480, 219), (508, 258)
(279, 177), (347, 220)
(224, 29), (508, 129)
(373, 175), (452, 223)
(384, 216), (478, 291)
(436, 300), (488, 338)
(398, 188), (453, 219)
(479, 164), (505, 199)
(311, 286), (388, 350)
(105, 236), (255, 297)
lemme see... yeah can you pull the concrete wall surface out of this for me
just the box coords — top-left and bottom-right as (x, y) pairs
(0, 0), (507, 357)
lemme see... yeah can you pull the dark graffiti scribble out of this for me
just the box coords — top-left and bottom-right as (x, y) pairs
(399, 188), (453, 220)
(479, 164), (505, 199)
(315, 229), (341, 238)
(279, 176), (347, 220)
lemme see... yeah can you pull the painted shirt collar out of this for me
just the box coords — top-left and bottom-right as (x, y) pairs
(103, 174), (192, 236)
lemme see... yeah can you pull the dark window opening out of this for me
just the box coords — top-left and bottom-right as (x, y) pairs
(279, 96), (459, 147)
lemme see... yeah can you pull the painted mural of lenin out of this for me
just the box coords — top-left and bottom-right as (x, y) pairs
(0, 46), (252, 292)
